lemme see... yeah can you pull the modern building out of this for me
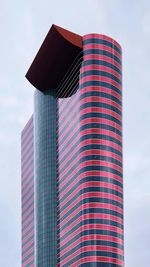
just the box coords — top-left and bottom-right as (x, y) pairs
(21, 24), (123, 267)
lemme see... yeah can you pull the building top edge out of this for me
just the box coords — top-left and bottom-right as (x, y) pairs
(83, 33), (121, 51)
(25, 24), (121, 93)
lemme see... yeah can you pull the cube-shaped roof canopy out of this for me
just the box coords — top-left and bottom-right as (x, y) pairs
(25, 24), (83, 92)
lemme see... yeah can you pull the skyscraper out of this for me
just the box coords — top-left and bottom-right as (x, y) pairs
(21, 24), (123, 267)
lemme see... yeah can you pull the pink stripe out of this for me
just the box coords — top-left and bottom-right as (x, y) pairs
(80, 85), (121, 100)
(57, 122), (80, 152)
(58, 103), (79, 136)
(58, 124), (121, 160)
(80, 117), (121, 133)
(80, 64), (121, 80)
(59, 153), (122, 181)
(22, 205), (34, 221)
(59, 243), (123, 264)
(58, 134), (122, 165)
(80, 138), (122, 153)
(21, 115), (33, 136)
(22, 213), (34, 229)
(22, 164), (34, 181)
(59, 199), (123, 225)
(22, 170), (34, 188)
(70, 256), (123, 267)
(80, 95), (121, 112)
(22, 198), (34, 215)
(83, 34), (121, 50)
(21, 140), (33, 160)
(59, 146), (121, 174)
(22, 254), (34, 267)
(21, 123), (33, 143)
(80, 75), (121, 91)
(59, 216), (123, 246)
(59, 181), (123, 212)
(22, 246), (34, 260)
(59, 192), (122, 221)
(84, 43), (121, 60)
(58, 157), (122, 191)
(57, 96), (71, 113)
(22, 222), (34, 237)
(22, 179), (34, 198)
(58, 91), (79, 114)
(22, 240), (34, 253)
(80, 128), (122, 142)
(59, 242), (123, 263)
(58, 191), (123, 215)
(23, 228), (34, 243)
(61, 180), (123, 203)
(22, 154), (34, 172)
(22, 190), (34, 207)
(58, 212), (123, 234)
(82, 54), (121, 70)
(21, 131), (33, 151)
(22, 171), (34, 190)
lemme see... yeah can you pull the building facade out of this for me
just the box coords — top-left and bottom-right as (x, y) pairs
(21, 116), (34, 267)
(21, 25), (123, 267)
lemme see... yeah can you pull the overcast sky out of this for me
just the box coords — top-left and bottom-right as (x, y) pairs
(0, 1), (150, 266)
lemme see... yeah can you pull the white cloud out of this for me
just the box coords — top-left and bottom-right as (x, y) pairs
(0, 95), (18, 108)
(142, 10), (150, 35)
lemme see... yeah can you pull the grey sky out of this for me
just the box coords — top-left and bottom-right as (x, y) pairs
(0, 0), (150, 266)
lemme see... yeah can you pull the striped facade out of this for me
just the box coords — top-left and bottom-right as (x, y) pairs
(57, 91), (81, 265)
(22, 25), (123, 267)
(57, 35), (123, 266)
(21, 116), (34, 267)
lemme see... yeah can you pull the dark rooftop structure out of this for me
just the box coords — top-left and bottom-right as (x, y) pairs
(26, 24), (83, 92)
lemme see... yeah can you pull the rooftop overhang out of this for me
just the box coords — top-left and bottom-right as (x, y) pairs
(25, 24), (83, 92)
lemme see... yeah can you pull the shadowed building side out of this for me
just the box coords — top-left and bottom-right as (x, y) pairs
(34, 90), (57, 267)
